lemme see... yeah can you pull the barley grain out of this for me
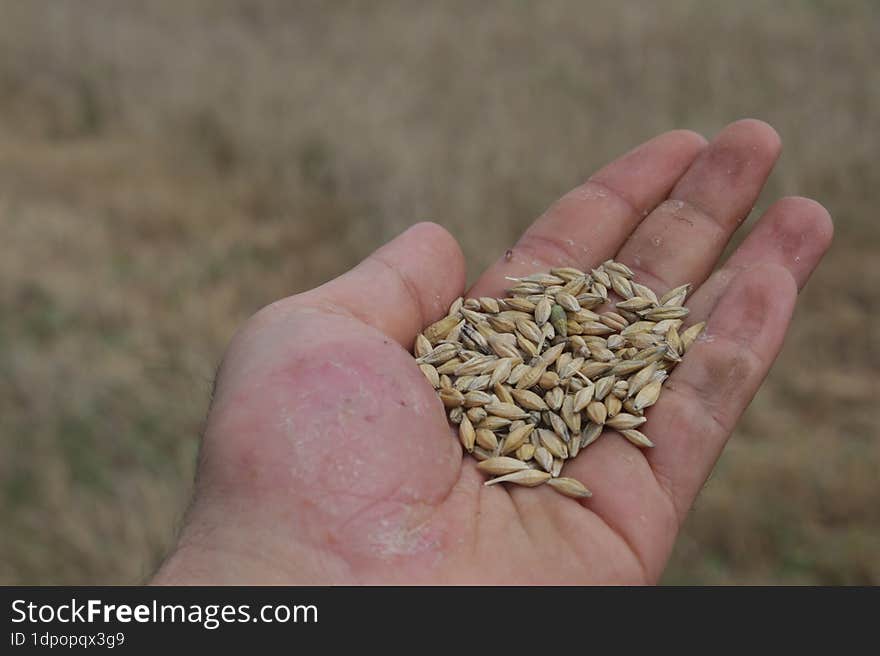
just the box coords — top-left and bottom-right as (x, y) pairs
(475, 428), (499, 451)
(415, 260), (697, 498)
(501, 423), (535, 454)
(606, 413), (648, 430)
(547, 477), (593, 499)
(516, 443), (536, 461)
(681, 321), (706, 352)
(586, 401), (608, 425)
(484, 469), (552, 488)
(477, 456), (529, 475)
(534, 446), (554, 473)
(511, 388), (548, 411)
(459, 415), (475, 452)
(619, 428), (654, 448)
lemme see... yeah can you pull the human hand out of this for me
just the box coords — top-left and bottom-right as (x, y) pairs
(153, 120), (832, 584)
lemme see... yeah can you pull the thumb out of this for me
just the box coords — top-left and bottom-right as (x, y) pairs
(296, 222), (466, 346)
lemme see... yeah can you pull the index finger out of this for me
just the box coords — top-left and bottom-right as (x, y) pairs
(468, 129), (707, 298)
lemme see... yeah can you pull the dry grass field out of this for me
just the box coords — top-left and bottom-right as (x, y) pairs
(1, 0), (877, 584)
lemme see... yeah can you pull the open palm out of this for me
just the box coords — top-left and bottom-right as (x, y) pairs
(154, 120), (832, 584)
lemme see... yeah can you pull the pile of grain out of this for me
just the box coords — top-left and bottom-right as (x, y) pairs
(413, 259), (704, 498)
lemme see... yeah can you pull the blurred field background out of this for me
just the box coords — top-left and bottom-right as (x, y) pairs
(0, 0), (877, 584)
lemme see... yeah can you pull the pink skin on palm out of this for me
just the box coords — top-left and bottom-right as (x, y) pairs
(153, 120), (833, 584)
